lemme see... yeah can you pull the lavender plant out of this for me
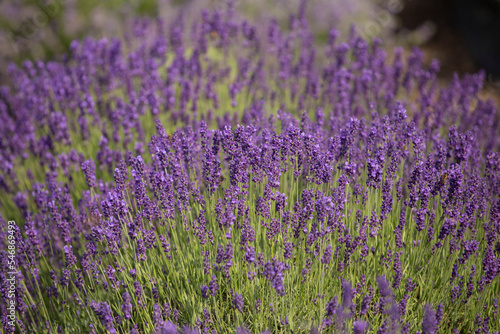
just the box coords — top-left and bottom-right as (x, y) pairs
(0, 2), (499, 334)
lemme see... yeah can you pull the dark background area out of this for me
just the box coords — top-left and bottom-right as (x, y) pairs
(397, 0), (500, 83)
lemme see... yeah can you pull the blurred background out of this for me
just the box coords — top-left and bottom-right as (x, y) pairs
(1, 0), (499, 94)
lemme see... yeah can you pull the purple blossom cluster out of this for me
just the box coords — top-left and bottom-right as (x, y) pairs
(0, 1), (499, 333)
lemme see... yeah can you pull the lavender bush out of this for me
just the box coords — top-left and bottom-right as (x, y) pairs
(1, 2), (499, 333)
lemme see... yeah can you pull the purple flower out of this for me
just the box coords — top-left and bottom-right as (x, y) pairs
(122, 292), (132, 320)
(436, 303), (443, 325)
(360, 288), (373, 316)
(91, 301), (116, 334)
(81, 160), (97, 188)
(322, 245), (333, 265)
(201, 285), (209, 299)
(422, 304), (437, 334)
(134, 281), (145, 307)
(245, 246), (255, 264)
(325, 296), (338, 317)
(155, 321), (178, 334)
(393, 251), (402, 289)
(263, 259), (287, 296)
(236, 327), (251, 334)
(209, 275), (218, 296)
(60, 269), (70, 287)
(353, 320), (369, 334)
(159, 235), (172, 259)
(136, 238), (147, 261)
(233, 293), (244, 313)
(283, 242), (293, 260)
(377, 275), (392, 298)
(153, 303), (163, 326)
(255, 298), (262, 313)
(63, 245), (77, 268)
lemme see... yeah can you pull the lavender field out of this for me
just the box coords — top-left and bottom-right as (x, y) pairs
(0, 2), (499, 333)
